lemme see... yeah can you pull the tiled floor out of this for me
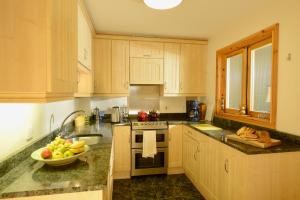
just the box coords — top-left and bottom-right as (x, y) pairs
(113, 174), (206, 200)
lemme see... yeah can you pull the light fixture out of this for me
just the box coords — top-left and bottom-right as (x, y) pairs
(144, 0), (183, 10)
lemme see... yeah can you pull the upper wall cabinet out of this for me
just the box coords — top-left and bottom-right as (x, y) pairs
(129, 41), (164, 84)
(75, 1), (94, 97)
(77, 2), (92, 70)
(180, 44), (207, 95)
(163, 43), (181, 94)
(0, 0), (77, 102)
(163, 43), (207, 96)
(94, 39), (129, 96)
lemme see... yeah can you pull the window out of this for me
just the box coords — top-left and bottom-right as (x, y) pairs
(216, 24), (278, 128)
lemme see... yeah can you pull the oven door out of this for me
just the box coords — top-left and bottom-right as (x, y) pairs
(131, 148), (168, 176)
(131, 129), (168, 148)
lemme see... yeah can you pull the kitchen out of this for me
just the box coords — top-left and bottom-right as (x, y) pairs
(1, 0), (300, 199)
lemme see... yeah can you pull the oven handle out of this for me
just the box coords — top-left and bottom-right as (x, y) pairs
(132, 148), (167, 154)
(132, 130), (168, 134)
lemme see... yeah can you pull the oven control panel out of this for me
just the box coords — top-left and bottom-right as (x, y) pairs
(131, 121), (168, 130)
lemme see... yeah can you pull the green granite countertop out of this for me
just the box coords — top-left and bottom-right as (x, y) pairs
(169, 121), (300, 155)
(0, 123), (113, 199)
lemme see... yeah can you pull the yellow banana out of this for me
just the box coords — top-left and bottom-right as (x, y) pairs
(70, 147), (85, 154)
(70, 140), (86, 149)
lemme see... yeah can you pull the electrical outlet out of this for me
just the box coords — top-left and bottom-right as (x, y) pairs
(26, 127), (34, 142)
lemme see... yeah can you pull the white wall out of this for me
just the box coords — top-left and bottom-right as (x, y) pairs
(0, 99), (91, 161)
(206, 0), (300, 135)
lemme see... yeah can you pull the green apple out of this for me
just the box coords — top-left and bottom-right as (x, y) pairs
(46, 144), (55, 152)
(52, 151), (64, 159)
(57, 146), (67, 153)
(64, 150), (74, 158)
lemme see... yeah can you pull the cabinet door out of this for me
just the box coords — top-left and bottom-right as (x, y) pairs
(168, 125), (183, 172)
(182, 132), (199, 184)
(113, 126), (131, 179)
(180, 44), (207, 95)
(111, 40), (129, 94)
(130, 58), (163, 84)
(94, 39), (112, 94)
(215, 142), (232, 200)
(75, 63), (93, 97)
(130, 41), (163, 58)
(78, 3), (92, 69)
(164, 43), (180, 94)
(0, 0), (47, 94)
(49, 0), (77, 94)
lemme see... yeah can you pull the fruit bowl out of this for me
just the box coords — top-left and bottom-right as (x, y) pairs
(31, 145), (89, 166)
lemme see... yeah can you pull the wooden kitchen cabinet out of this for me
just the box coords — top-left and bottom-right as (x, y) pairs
(94, 39), (112, 94)
(112, 40), (130, 94)
(130, 41), (164, 58)
(182, 125), (300, 200)
(0, 0), (77, 102)
(182, 126), (200, 185)
(163, 43), (181, 95)
(75, 1), (94, 97)
(130, 58), (164, 84)
(180, 44), (207, 95)
(168, 125), (184, 174)
(94, 39), (129, 96)
(162, 43), (207, 96)
(113, 126), (131, 179)
(75, 63), (93, 97)
(77, 1), (92, 70)
(129, 41), (164, 84)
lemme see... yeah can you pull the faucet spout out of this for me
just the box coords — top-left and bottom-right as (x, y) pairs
(58, 110), (86, 137)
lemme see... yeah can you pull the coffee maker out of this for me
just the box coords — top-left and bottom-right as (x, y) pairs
(186, 100), (200, 121)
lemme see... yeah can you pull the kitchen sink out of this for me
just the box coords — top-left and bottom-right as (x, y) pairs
(66, 134), (103, 146)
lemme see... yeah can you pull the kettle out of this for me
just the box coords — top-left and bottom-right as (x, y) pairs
(111, 106), (120, 122)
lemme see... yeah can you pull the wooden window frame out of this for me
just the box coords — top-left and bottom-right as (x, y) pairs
(215, 24), (279, 129)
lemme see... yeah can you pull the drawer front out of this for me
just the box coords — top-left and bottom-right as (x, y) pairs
(130, 41), (164, 58)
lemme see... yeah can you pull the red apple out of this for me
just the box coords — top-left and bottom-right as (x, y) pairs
(41, 149), (52, 159)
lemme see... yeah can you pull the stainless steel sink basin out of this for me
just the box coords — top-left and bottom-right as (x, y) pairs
(66, 134), (103, 145)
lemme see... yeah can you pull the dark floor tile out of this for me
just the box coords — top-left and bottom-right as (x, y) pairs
(112, 174), (206, 200)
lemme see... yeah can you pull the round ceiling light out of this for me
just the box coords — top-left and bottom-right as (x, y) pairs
(144, 0), (183, 10)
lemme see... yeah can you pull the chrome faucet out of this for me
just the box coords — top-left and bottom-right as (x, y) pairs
(58, 110), (86, 137)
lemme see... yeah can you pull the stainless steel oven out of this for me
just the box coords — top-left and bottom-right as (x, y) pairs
(131, 148), (168, 176)
(131, 121), (168, 176)
(131, 129), (168, 148)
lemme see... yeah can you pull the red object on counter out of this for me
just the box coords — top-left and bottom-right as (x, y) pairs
(138, 111), (148, 122)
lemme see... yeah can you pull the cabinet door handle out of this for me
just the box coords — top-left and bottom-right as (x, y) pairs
(194, 151), (197, 161)
(143, 54), (151, 57)
(224, 159), (229, 173)
(180, 81), (183, 90)
(164, 81), (167, 90)
(126, 81), (129, 89)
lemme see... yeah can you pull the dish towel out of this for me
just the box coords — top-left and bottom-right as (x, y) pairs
(142, 130), (157, 158)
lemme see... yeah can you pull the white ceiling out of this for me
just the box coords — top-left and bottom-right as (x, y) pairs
(84, 0), (272, 39)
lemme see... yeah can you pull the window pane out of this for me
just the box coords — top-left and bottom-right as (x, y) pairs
(250, 43), (272, 112)
(226, 54), (243, 110)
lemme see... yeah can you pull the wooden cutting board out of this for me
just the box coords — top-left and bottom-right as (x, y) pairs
(226, 134), (281, 148)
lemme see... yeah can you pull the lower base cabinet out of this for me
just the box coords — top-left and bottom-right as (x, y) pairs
(113, 126), (131, 179)
(168, 125), (184, 174)
(182, 125), (300, 200)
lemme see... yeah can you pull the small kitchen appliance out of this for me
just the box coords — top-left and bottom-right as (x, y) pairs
(186, 100), (200, 121)
(111, 106), (120, 122)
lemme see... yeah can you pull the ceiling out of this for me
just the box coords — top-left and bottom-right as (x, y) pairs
(84, 0), (272, 40)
